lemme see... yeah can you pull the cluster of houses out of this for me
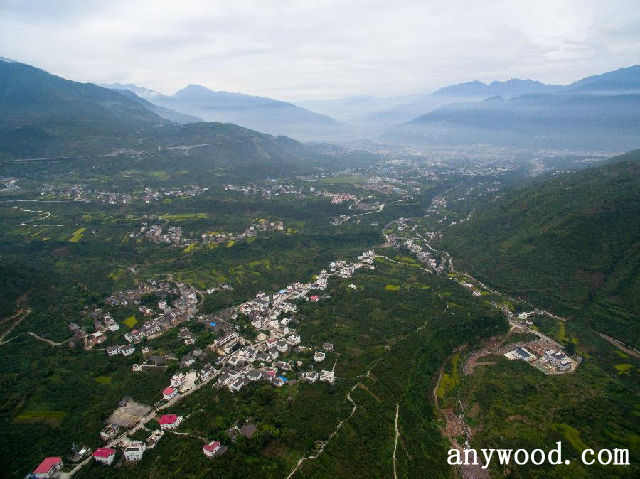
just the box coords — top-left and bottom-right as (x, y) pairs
(224, 175), (415, 209)
(32, 249), (379, 477)
(142, 185), (208, 203)
(322, 191), (358, 204)
(224, 182), (308, 199)
(384, 219), (446, 274)
(71, 280), (200, 353)
(39, 183), (134, 204)
(153, 252), (374, 397)
(38, 183), (207, 205)
(131, 223), (191, 247)
(201, 219), (285, 246)
(92, 413), (225, 468)
(504, 345), (576, 374)
(73, 309), (122, 349)
(198, 253), (375, 392)
(0, 176), (19, 191)
(130, 218), (285, 250)
(106, 344), (135, 357)
(224, 181), (367, 207)
(358, 175), (418, 196)
(101, 281), (198, 348)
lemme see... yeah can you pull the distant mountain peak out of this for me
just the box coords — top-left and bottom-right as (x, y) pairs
(433, 78), (558, 98)
(101, 82), (161, 100)
(178, 84), (213, 93)
(488, 78), (544, 86)
(172, 84), (269, 102)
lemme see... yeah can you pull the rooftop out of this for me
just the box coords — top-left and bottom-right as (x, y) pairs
(93, 447), (116, 458)
(159, 414), (178, 425)
(33, 457), (62, 474)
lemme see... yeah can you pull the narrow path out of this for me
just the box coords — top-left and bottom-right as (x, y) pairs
(599, 333), (640, 359)
(393, 404), (400, 479)
(170, 430), (208, 443)
(0, 308), (31, 345)
(18, 207), (63, 227)
(27, 332), (70, 347)
(286, 380), (361, 479)
(286, 296), (443, 479)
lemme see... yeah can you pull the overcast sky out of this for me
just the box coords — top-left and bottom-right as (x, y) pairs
(1, 0), (639, 101)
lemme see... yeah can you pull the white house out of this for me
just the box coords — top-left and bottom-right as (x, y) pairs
(320, 370), (335, 383)
(123, 441), (146, 461)
(303, 371), (319, 383)
(120, 345), (135, 356)
(106, 346), (120, 357)
(314, 351), (326, 362)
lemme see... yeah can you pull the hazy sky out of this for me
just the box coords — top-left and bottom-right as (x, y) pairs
(1, 0), (639, 101)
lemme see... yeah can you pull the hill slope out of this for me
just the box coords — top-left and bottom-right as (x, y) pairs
(0, 60), (168, 158)
(0, 60), (326, 180)
(567, 64), (640, 93)
(436, 151), (640, 346)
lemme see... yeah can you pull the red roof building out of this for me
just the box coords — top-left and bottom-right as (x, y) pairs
(310, 295), (320, 302)
(203, 440), (221, 457)
(163, 386), (177, 400)
(93, 447), (116, 466)
(159, 414), (182, 430)
(33, 457), (63, 478)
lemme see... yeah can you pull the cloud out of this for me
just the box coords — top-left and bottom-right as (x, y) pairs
(1, 0), (639, 100)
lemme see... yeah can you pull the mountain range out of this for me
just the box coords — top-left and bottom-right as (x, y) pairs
(2, 57), (640, 152)
(382, 66), (640, 150)
(0, 59), (323, 181)
(105, 83), (352, 142)
(300, 79), (563, 126)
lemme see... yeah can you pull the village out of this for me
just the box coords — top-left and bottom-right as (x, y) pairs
(26, 250), (377, 478)
(0, 176), (20, 192)
(20, 159), (587, 478)
(38, 183), (208, 205)
(224, 181), (364, 205)
(128, 218), (285, 249)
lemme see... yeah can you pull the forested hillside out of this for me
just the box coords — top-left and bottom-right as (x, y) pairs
(437, 151), (640, 346)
